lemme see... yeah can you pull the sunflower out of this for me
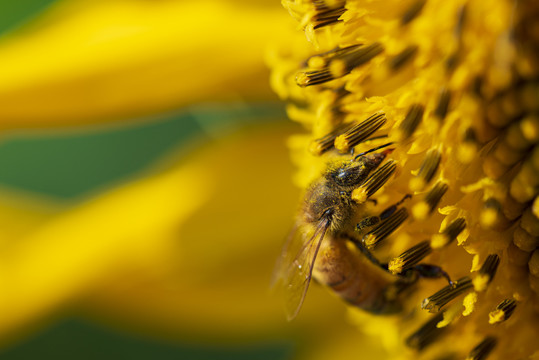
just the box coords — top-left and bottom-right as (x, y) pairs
(270, 0), (539, 359)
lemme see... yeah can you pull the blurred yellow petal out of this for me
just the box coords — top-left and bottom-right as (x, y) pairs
(0, 158), (211, 345)
(0, 0), (292, 129)
(0, 191), (63, 246)
(74, 124), (320, 335)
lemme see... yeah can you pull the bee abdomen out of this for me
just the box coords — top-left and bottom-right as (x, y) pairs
(314, 236), (404, 314)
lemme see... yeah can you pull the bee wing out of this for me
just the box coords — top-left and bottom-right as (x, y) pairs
(270, 222), (299, 289)
(273, 217), (331, 321)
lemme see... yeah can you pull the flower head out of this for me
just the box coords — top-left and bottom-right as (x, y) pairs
(271, 0), (539, 358)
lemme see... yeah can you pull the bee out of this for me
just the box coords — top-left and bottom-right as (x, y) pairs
(273, 145), (446, 320)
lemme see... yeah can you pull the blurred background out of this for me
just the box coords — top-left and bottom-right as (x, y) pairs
(0, 1), (372, 359)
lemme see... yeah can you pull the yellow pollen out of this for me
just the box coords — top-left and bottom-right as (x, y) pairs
(329, 59), (347, 78)
(309, 141), (325, 156)
(430, 233), (448, 249)
(480, 208), (498, 228)
(363, 233), (377, 249)
(351, 187), (368, 204)
(462, 292), (478, 316)
(308, 56), (326, 69)
(473, 274), (490, 292)
(409, 177), (427, 192)
(388, 258), (405, 274)
(295, 72), (310, 87)
(438, 303), (462, 328)
(457, 142), (479, 164)
(412, 201), (430, 220)
(521, 116), (539, 142)
(488, 309), (506, 324)
(471, 255), (481, 272)
(334, 134), (351, 153)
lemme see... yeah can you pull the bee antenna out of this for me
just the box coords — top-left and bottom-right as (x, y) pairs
(354, 142), (394, 160)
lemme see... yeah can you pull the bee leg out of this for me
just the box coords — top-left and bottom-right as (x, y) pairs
(344, 234), (383, 267)
(380, 194), (412, 220)
(356, 216), (381, 232)
(355, 196), (411, 237)
(409, 264), (455, 287)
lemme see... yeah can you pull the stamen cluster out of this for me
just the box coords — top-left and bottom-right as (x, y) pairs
(270, 0), (539, 358)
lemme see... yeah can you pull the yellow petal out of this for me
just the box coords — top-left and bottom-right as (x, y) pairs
(0, 0), (292, 129)
(0, 190), (63, 246)
(0, 159), (211, 344)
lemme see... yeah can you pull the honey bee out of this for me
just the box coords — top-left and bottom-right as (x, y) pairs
(273, 146), (419, 320)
